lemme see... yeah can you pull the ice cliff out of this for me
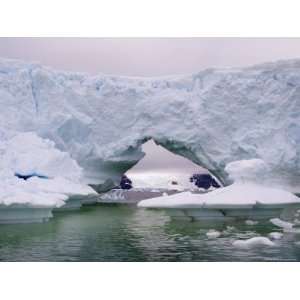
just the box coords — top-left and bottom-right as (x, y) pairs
(0, 58), (299, 192)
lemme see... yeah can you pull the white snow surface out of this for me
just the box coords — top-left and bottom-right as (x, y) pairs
(0, 58), (299, 191)
(0, 132), (82, 180)
(269, 232), (283, 240)
(206, 230), (221, 239)
(138, 159), (300, 209)
(0, 132), (96, 207)
(138, 181), (300, 209)
(270, 218), (294, 229)
(232, 237), (275, 248)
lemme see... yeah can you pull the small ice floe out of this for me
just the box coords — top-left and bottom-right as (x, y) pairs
(269, 232), (283, 240)
(245, 220), (258, 225)
(226, 226), (235, 231)
(270, 218), (294, 230)
(233, 237), (275, 248)
(206, 230), (221, 239)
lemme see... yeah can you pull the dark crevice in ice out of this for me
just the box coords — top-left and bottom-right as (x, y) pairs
(14, 173), (48, 181)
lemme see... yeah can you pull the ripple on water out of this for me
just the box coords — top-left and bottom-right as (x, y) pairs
(0, 204), (300, 261)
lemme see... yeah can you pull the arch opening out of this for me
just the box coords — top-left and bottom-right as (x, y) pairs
(125, 139), (222, 191)
(89, 138), (224, 193)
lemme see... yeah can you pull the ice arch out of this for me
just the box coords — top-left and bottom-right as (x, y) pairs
(88, 137), (226, 192)
(0, 58), (299, 192)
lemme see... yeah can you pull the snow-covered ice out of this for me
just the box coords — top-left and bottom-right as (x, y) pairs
(0, 132), (96, 219)
(232, 237), (275, 248)
(138, 159), (300, 220)
(206, 230), (221, 239)
(0, 58), (299, 192)
(270, 218), (294, 230)
(269, 232), (283, 240)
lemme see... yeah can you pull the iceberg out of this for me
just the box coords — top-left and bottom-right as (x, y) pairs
(0, 58), (299, 192)
(138, 159), (300, 221)
(0, 132), (96, 223)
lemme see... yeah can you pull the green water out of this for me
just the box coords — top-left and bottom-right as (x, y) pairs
(0, 204), (300, 261)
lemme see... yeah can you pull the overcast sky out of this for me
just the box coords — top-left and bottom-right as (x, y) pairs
(1, 38), (300, 76)
(1, 38), (299, 173)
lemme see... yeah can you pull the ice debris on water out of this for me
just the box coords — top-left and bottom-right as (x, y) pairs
(269, 232), (283, 240)
(270, 218), (294, 230)
(206, 230), (221, 239)
(245, 220), (258, 225)
(232, 237), (275, 248)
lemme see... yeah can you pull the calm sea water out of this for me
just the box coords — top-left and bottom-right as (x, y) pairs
(0, 204), (300, 261)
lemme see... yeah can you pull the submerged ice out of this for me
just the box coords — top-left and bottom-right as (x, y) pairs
(0, 58), (299, 192)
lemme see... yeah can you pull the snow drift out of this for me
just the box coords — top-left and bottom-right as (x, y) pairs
(0, 132), (96, 208)
(0, 58), (299, 191)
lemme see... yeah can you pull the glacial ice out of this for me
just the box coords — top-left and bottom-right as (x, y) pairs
(138, 159), (300, 220)
(0, 132), (96, 212)
(0, 58), (299, 192)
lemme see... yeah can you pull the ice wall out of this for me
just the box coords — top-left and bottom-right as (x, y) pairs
(0, 58), (299, 191)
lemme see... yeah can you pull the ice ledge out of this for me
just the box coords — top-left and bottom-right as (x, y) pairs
(138, 159), (300, 221)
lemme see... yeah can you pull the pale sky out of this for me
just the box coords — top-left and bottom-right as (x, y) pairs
(1, 38), (300, 76)
(1, 38), (299, 173)
(128, 140), (202, 174)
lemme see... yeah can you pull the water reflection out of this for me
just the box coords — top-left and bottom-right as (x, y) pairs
(0, 204), (300, 261)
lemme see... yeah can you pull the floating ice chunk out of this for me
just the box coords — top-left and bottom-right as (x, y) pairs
(245, 220), (258, 225)
(269, 232), (283, 240)
(226, 226), (235, 231)
(206, 230), (221, 239)
(139, 179), (300, 210)
(270, 218), (294, 230)
(232, 237), (275, 248)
